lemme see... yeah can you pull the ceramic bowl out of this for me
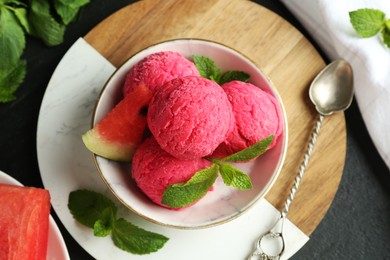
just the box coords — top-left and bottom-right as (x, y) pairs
(92, 39), (288, 229)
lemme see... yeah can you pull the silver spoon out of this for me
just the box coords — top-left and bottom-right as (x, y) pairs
(248, 59), (354, 260)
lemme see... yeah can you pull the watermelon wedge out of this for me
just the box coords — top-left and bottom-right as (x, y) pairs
(0, 184), (50, 260)
(82, 83), (153, 162)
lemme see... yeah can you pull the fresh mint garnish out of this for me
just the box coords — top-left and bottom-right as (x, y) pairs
(68, 189), (169, 255)
(162, 135), (273, 208)
(0, 0), (90, 103)
(382, 20), (390, 48)
(93, 208), (116, 237)
(68, 189), (117, 229)
(54, 0), (90, 25)
(219, 163), (253, 190)
(193, 55), (221, 82)
(29, 0), (67, 46)
(193, 55), (250, 85)
(349, 8), (390, 48)
(0, 59), (26, 102)
(162, 164), (219, 208)
(219, 70), (250, 85)
(112, 218), (169, 255)
(217, 135), (274, 163)
(0, 4), (28, 102)
(12, 6), (31, 34)
(0, 7), (25, 71)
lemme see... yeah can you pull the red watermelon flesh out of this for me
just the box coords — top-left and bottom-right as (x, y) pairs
(0, 184), (50, 260)
(82, 83), (153, 162)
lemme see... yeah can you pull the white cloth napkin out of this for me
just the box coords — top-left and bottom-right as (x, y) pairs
(281, 0), (390, 170)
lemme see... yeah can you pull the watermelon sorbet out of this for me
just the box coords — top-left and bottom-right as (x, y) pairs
(123, 51), (200, 96)
(212, 80), (283, 158)
(147, 75), (235, 160)
(131, 137), (212, 209)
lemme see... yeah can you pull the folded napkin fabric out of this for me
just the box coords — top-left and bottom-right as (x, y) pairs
(281, 0), (390, 170)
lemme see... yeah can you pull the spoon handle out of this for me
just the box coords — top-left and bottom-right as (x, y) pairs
(248, 114), (325, 260)
(282, 113), (324, 218)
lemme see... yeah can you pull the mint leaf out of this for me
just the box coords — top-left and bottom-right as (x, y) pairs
(193, 55), (221, 83)
(349, 8), (386, 37)
(11, 7), (31, 34)
(0, 0), (91, 103)
(162, 164), (219, 208)
(383, 21), (390, 48)
(386, 19), (390, 30)
(193, 55), (251, 85)
(0, 59), (26, 103)
(93, 208), (115, 237)
(219, 70), (250, 85)
(69, 189), (169, 254)
(0, 0), (26, 5)
(94, 219), (112, 237)
(217, 135), (274, 163)
(68, 189), (117, 229)
(29, 0), (66, 46)
(54, 0), (90, 25)
(0, 7), (25, 70)
(53, 1), (79, 25)
(219, 163), (252, 190)
(112, 218), (169, 255)
(161, 159), (257, 201)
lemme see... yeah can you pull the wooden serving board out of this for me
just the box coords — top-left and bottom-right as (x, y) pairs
(84, 0), (346, 236)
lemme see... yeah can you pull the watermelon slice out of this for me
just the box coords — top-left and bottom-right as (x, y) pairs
(0, 184), (50, 260)
(82, 83), (153, 162)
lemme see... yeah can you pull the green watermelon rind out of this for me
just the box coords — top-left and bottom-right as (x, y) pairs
(82, 83), (152, 163)
(82, 128), (138, 162)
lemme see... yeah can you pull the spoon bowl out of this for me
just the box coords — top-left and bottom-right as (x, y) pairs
(309, 60), (354, 115)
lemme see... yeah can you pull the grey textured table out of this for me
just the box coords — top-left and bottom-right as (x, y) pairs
(0, 1), (389, 259)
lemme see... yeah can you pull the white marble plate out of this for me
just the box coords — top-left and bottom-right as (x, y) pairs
(0, 170), (70, 260)
(36, 38), (308, 260)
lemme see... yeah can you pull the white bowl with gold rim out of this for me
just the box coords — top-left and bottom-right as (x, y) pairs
(92, 38), (288, 229)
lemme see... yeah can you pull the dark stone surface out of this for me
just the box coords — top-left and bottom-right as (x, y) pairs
(0, 1), (389, 259)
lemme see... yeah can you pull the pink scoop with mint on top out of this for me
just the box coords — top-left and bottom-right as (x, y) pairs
(132, 137), (212, 209)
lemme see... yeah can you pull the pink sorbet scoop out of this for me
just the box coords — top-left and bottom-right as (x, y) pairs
(131, 137), (212, 209)
(212, 80), (283, 158)
(123, 51), (200, 96)
(147, 75), (234, 160)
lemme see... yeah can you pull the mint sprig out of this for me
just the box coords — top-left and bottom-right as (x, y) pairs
(216, 135), (274, 163)
(192, 55), (250, 85)
(0, 0), (90, 103)
(162, 164), (219, 208)
(192, 55), (221, 82)
(68, 189), (169, 255)
(162, 135), (273, 208)
(349, 8), (390, 48)
(219, 164), (253, 190)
